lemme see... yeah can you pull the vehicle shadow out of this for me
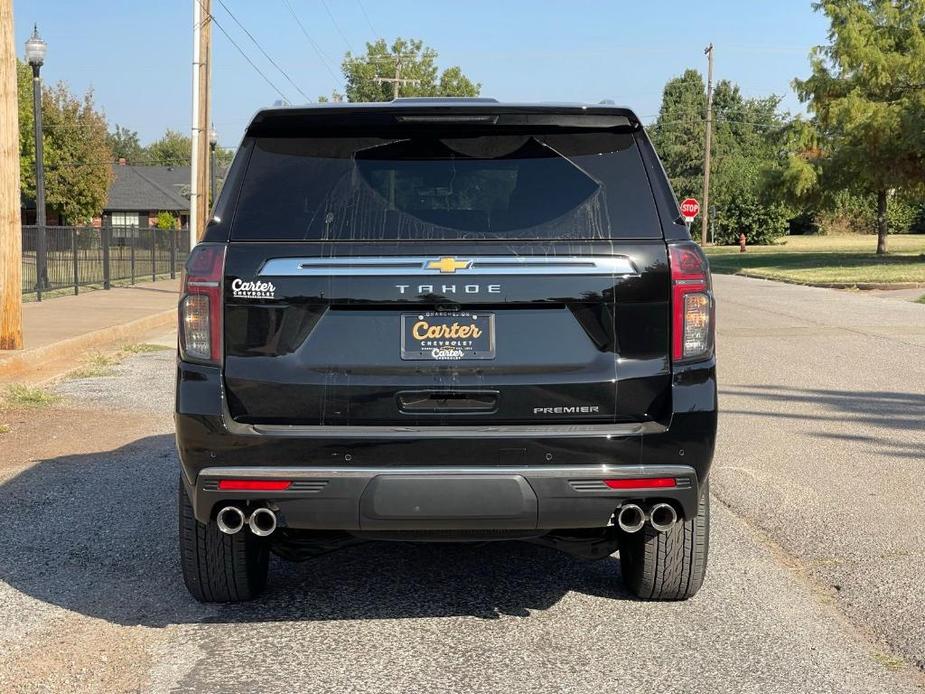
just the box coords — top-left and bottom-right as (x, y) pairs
(719, 385), (925, 460)
(0, 434), (632, 628)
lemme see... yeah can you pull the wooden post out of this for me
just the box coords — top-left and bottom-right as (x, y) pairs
(197, 3), (211, 241)
(190, 0), (211, 249)
(0, 0), (23, 349)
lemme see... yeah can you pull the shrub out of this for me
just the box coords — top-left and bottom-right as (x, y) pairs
(888, 196), (917, 234)
(714, 195), (790, 245)
(911, 204), (925, 234)
(816, 190), (920, 235)
(154, 211), (178, 230)
(788, 212), (820, 235)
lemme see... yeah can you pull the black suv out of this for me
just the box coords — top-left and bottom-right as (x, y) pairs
(176, 98), (716, 602)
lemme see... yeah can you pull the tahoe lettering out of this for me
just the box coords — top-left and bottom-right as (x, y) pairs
(395, 284), (501, 295)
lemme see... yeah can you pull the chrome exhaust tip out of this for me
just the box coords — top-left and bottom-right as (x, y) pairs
(216, 506), (246, 535)
(649, 503), (678, 533)
(617, 503), (646, 534)
(248, 507), (277, 537)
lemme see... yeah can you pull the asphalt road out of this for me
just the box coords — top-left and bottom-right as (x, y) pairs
(0, 275), (922, 693)
(711, 275), (925, 672)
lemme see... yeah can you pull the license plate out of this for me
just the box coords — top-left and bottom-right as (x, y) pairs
(401, 312), (495, 360)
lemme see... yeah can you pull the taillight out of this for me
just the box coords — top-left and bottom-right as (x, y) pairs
(179, 244), (226, 364)
(669, 242), (714, 362)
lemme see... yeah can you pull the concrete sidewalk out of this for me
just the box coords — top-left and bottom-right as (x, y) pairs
(0, 279), (178, 381)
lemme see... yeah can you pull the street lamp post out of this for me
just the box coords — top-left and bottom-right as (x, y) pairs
(24, 25), (48, 296)
(208, 126), (217, 207)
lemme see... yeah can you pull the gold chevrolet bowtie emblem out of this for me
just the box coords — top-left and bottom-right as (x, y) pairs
(426, 257), (472, 273)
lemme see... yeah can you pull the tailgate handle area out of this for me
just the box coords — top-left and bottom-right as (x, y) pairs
(397, 390), (499, 414)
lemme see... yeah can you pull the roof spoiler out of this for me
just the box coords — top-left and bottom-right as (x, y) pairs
(246, 104), (639, 137)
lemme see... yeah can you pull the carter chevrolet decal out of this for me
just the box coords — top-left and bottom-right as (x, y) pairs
(231, 278), (276, 299)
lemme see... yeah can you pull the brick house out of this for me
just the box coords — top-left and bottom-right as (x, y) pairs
(95, 162), (191, 231)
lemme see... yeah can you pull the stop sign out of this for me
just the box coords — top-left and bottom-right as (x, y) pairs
(680, 197), (700, 221)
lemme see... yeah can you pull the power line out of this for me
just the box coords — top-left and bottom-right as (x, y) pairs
(355, 0), (378, 37)
(349, 54), (418, 64)
(645, 116), (788, 130)
(280, 0), (341, 83)
(319, 0), (353, 52)
(196, 0), (290, 104)
(214, 0), (312, 102)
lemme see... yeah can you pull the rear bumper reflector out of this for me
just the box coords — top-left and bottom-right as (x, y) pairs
(218, 479), (292, 491)
(604, 477), (677, 490)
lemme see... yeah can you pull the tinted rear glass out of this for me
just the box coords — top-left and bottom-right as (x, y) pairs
(230, 130), (661, 240)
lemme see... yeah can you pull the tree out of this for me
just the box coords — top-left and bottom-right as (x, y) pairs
(339, 38), (480, 102)
(146, 129), (191, 166)
(764, 117), (823, 207)
(794, 0), (925, 254)
(651, 70), (791, 245)
(17, 61), (113, 223)
(108, 124), (144, 163)
(649, 69), (706, 204)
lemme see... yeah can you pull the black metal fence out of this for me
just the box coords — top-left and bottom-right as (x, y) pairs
(21, 225), (190, 300)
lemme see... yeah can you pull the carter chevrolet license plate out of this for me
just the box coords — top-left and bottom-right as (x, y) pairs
(401, 312), (495, 360)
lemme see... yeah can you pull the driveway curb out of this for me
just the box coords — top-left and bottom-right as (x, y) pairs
(0, 308), (175, 381)
(729, 271), (925, 290)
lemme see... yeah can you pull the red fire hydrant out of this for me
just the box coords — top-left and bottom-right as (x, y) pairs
(739, 232), (747, 253)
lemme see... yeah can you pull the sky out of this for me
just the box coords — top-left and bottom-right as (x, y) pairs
(14, 0), (830, 149)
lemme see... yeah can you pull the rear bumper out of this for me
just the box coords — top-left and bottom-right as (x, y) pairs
(176, 358), (717, 530)
(187, 464), (701, 530)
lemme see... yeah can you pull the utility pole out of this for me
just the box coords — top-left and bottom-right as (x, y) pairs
(701, 43), (714, 247)
(190, 0), (212, 250)
(373, 56), (418, 99)
(0, 0), (23, 349)
(371, 55), (418, 207)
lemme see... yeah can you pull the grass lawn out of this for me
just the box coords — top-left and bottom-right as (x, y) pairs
(704, 234), (925, 287)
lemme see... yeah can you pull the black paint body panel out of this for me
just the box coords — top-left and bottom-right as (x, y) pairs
(176, 356), (716, 528)
(221, 241), (671, 427)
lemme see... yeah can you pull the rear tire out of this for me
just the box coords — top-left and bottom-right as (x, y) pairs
(178, 477), (269, 602)
(619, 480), (710, 600)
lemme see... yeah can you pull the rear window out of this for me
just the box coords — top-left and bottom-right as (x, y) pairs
(230, 130), (661, 240)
